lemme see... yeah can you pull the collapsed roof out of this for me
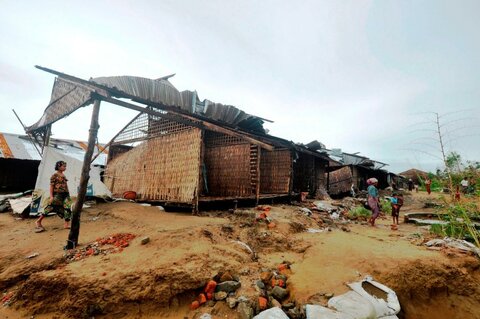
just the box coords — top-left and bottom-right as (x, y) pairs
(26, 67), (270, 134)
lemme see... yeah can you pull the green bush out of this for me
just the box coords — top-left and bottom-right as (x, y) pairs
(380, 199), (392, 215)
(348, 206), (371, 219)
(433, 202), (480, 247)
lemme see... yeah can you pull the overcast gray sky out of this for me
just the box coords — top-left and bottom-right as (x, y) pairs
(1, 0), (479, 173)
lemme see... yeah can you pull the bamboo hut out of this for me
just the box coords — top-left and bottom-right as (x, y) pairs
(23, 66), (330, 210)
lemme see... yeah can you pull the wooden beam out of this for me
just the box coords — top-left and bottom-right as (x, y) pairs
(66, 99), (101, 249)
(90, 113), (142, 164)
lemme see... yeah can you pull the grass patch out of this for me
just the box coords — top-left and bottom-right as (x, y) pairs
(348, 206), (371, 219)
(380, 199), (392, 215)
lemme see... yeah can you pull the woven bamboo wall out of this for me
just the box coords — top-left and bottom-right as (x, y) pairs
(260, 149), (291, 194)
(203, 131), (252, 197)
(104, 128), (202, 203)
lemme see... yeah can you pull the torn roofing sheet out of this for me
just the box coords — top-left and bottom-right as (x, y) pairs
(93, 75), (267, 131)
(26, 78), (93, 132)
(27, 67), (268, 133)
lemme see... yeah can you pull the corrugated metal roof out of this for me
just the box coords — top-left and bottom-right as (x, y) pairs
(27, 67), (268, 134)
(0, 132), (107, 165)
(92, 75), (266, 132)
(93, 76), (185, 109)
(1, 133), (41, 160)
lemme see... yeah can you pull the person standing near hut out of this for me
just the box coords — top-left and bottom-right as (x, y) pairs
(425, 177), (432, 195)
(35, 161), (72, 232)
(408, 178), (414, 191)
(367, 178), (380, 227)
(460, 177), (469, 194)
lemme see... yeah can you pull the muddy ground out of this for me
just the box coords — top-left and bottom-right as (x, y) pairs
(1, 192), (479, 319)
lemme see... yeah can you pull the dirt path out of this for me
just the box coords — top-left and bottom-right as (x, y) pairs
(1, 192), (479, 319)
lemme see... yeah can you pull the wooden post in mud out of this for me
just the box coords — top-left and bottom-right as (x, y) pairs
(66, 100), (101, 249)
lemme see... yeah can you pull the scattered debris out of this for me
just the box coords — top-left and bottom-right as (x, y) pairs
(9, 197), (32, 216)
(0, 190), (33, 213)
(253, 307), (289, 319)
(26, 252), (39, 259)
(306, 228), (324, 233)
(64, 233), (136, 262)
(140, 236), (150, 245)
(313, 201), (337, 213)
(425, 237), (480, 258)
(232, 240), (254, 255)
(299, 207), (312, 216)
(34, 226), (46, 233)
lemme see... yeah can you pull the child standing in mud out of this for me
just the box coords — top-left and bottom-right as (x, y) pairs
(390, 192), (403, 230)
(35, 161), (72, 232)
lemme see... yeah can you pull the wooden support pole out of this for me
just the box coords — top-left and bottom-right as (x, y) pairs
(43, 125), (51, 154)
(66, 100), (101, 249)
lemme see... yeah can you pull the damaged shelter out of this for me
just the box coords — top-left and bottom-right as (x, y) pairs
(325, 150), (390, 196)
(106, 116), (331, 208)
(26, 66), (331, 212)
(0, 131), (110, 215)
(399, 168), (429, 185)
(0, 132), (40, 192)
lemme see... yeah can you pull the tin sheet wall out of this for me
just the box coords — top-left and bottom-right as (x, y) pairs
(328, 166), (353, 195)
(104, 128), (202, 203)
(260, 149), (291, 194)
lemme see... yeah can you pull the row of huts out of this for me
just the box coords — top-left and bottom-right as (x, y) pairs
(3, 67), (406, 210)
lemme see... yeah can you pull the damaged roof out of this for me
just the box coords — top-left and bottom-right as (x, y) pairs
(93, 76), (268, 130)
(323, 149), (387, 170)
(27, 67), (270, 134)
(0, 132), (108, 165)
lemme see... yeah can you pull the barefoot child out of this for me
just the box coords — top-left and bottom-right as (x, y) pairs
(390, 192), (403, 229)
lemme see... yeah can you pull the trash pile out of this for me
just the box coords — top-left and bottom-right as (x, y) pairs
(64, 233), (136, 262)
(295, 200), (355, 233)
